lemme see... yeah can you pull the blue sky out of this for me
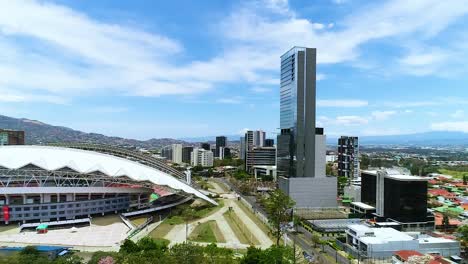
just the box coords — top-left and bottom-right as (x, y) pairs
(0, 0), (468, 139)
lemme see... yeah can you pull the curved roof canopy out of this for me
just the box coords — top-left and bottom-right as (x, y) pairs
(0, 146), (216, 205)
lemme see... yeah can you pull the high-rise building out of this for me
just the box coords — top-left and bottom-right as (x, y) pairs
(171, 144), (183, 164)
(265, 139), (275, 147)
(200, 143), (210, 151)
(276, 47), (337, 208)
(277, 47), (317, 179)
(191, 148), (214, 167)
(242, 130), (266, 170)
(161, 145), (173, 160)
(215, 136), (227, 158)
(240, 137), (246, 160)
(0, 129), (25, 145)
(338, 136), (359, 178)
(182, 146), (193, 164)
(246, 147), (276, 172)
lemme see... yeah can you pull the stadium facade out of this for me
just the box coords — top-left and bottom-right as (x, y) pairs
(0, 146), (215, 224)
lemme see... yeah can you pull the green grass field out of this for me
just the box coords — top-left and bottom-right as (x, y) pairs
(148, 222), (174, 239)
(438, 169), (468, 179)
(235, 201), (274, 243)
(189, 220), (225, 243)
(223, 210), (259, 245)
(129, 215), (149, 227)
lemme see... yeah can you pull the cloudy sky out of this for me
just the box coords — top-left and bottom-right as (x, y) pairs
(1, 0), (467, 139)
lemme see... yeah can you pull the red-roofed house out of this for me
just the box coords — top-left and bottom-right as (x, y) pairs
(393, 250), (424, 262)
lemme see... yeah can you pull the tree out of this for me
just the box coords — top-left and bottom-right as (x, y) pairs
(203, 243), (235, 264)
(311, 234), (321, 248)
(168, 242), (205, 264)
(264, 189), (296, 246)
(120, 239), (140, 254)
(457, 225), (468, 253)
(360, 154), (370, 170)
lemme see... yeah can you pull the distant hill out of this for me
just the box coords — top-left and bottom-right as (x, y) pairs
(0, 115), (187, 149)
(326, 131), (468, 146)
(1, 114), (466, 148)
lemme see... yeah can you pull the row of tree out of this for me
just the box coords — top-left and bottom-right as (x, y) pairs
(0, 239), (299, 264)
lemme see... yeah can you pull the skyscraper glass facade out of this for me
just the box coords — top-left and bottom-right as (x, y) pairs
(277, 47), (316, 178)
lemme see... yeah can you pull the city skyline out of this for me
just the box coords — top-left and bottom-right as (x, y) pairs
(1, 0), (468, 139)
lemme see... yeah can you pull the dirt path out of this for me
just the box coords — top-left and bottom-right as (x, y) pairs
(165, 190), (273, 249)
(229, 200), (273, 248)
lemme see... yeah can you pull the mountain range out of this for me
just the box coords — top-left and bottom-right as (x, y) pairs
(0, 115), (186, 149)
(1, 114), (467, 147)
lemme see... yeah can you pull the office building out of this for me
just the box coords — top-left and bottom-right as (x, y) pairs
(346, 224), (460, 259)
(0, 129), (25, 145)
(338, 136), (359, 178)
(240, 137), (246, 160)
(265, 139), (274, 147)
(246, 147), (276, 172)
(276, 47), (337, 208)
(191, 148), (214, 167)
(182, 146), (193, 164)
(171, 144), (182, 164)
(253, 165), (277, 181)
(200, 143), (210, 151)
(161, 145), (172, 160)
(360, 169), (434, 231)
(242, 130), (267, 170)
(217, 146), (231, 160)
(215, 136), (227, 158)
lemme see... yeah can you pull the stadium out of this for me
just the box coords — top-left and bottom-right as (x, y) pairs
(0, 145), (215, 225)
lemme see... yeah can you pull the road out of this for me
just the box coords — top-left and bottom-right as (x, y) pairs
(218, 177), (340, 264)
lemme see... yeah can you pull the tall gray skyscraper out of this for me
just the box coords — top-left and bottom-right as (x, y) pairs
(277, 47), (317, 178)
(277, 47), (337, 208)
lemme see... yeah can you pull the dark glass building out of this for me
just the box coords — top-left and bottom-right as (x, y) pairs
(360, 170), (433, 231)
(215, 136), (227, 157)
(182, 146), (193, 164)
(265, 139), (274, 147)
(200, 143), (210, 151)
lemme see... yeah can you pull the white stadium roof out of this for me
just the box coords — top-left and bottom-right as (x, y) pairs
(0, 146), (217, 205)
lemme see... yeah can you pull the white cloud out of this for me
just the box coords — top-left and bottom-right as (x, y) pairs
(317, 99), (368, 107)
(371, 110), (397, 121)
(431, 121), (468, 133)
(332, 0), (348, 4)
(251, 87), (272, 93)
(451, 110), (465, 119)
(318, 115), (368, 126)
(316, 73), (327, 81)
(217, 97), (243, 104)
(1, 0), (468, 104)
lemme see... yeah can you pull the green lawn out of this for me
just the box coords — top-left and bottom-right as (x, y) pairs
(223, 210), (259, 245)
(148, 222), (174, 239)
(189, 220), (225, 243)
(439, 169), (468, 179)
(193, 200), (224, 220)
(235, 201), (274, 242)
(91, 215), (122, 226)
(129, 215), (149, 227)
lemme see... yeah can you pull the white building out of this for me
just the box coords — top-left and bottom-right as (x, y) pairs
(253, 165), (277, 181)
(190, 148), (214, 167)
(326, 154), (337, 163)
(346, 224), (460, 258)
(171, 144), (183, 164)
